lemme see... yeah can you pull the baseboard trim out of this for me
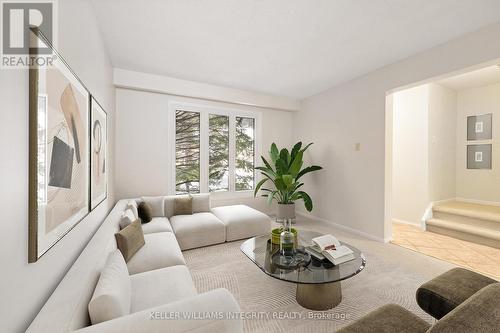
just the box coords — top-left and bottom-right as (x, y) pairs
(296, 211), (386, 243)
(392, 218), (420, 227)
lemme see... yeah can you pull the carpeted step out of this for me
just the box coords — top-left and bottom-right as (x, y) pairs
(426, 218), (500, 249)
(433, 201), (500, 223)
(433, 211), (500, 230)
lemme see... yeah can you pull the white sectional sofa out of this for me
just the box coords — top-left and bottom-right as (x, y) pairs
(27, 194), (271, 333)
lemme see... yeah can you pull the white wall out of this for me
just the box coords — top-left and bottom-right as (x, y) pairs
(0, 1), (115, 332)
(390, 83), (457, 227)
(392, 85), (429, 225)
(295, 22), (500, 241)
(428, 83), (457, 202)
(115, 88), (294, 214)
(456, 82), (500, 203)
(114, 68), (300, 112)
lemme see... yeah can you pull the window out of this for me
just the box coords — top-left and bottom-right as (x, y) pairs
(175, 110), (200, 194)
(209, 114), (229, 192)
(235, 117), (255, 191)
(172, 104), (258, 194)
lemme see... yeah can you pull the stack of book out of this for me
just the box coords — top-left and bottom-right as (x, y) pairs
(306, 234), (355, 265)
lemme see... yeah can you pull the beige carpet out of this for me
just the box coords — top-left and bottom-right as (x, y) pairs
(184, 217), (456, 332)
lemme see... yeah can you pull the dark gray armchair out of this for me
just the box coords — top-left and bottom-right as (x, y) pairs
(337, 268), (499, 333)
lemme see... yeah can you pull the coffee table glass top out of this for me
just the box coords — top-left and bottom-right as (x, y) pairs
(241, 230), (366, 284)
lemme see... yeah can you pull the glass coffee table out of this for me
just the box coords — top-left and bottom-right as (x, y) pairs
(241, 230), (366, 310)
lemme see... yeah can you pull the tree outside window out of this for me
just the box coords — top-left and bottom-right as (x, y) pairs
(175, 110), (200, 194)
(174, 108), (256, 194)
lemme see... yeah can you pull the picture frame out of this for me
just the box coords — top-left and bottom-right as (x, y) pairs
(467, 144), (492, 170)
(467, 114), (492, 141)
(29, 29), (90, 262)
(90, 97), (108, 210)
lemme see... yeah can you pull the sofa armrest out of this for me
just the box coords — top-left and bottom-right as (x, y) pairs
(336, 304), (430, 333)
(427, 283), (500, 333)
(74, 289), (242, 333)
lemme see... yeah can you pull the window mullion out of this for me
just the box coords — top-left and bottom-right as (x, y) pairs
(168, 107), (176, 195)
(200, 111), (209, 193)
(228, 114), (236, 192)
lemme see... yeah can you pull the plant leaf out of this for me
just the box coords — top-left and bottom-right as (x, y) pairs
(296, 165), (322, 181)
(255, 166), (275, 179)
(290, 182), (304, 193)
(274, 177), (286, 192)
(270, 143), (279, 164)
(279, 148), (290, 166)
(290, 142), (302, 163)
(261, 156), (275, 173)
(301, 142), (314, 153)
(255, 166), (272, 173)
(275, 158), (288, 176)
(298, 191), (313, 211)
(254, 178), (268, 197)
(267, 191), (277, 205)
(282, 174), (294, 188)
(289, 150), (303, 178)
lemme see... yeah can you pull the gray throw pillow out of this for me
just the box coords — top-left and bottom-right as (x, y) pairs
(114, 220), (145, 262)
(174, 195), (193, 215)
(137, 202), (153, 223)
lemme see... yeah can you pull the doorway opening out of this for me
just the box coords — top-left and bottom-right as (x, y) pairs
(385, 64), (500, 279)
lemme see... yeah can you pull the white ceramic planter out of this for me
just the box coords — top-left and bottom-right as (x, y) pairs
(277, 202), (296, 220)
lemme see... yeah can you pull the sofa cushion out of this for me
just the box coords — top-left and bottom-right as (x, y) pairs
(141, 196), (165, 217)
(416, 267), (497, 319)
(127, 232), (186, 275)
(336, 304), (430, 333)
(165, 193), (211, 218)
(174, 195), (193, 215)
(211, 205), (271, 241)
(170, 212), (226, 250)
(119, 208), (136, 229)
(141, 217), (173, 234)
(115, 220), (145, 262)
(88, 250), (131, 325)
(427, 283), (500, 333)
(130, 265), (197, 313)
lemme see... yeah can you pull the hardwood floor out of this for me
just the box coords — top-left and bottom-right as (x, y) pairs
(392, 222), (500, 279)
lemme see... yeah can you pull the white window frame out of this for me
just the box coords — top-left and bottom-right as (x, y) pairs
(167, 101), (262, 198)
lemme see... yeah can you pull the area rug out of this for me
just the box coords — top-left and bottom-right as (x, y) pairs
(184, 222), (449, 332)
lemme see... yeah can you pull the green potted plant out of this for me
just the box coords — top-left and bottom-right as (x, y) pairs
(254, 142), (322, 221)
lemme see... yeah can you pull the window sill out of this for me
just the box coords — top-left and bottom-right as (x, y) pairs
(209, 190), (255, 199)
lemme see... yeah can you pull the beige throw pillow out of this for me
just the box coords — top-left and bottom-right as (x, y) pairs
(119, 208), (136, 229)
(126, 200), (139, 219)
(174, 195), (193, 215)
(115, 220), (145, 262)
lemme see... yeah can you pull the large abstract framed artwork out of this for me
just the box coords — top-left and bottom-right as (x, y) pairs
(29, 31), (90, 262)
(90, 98), (107, 210)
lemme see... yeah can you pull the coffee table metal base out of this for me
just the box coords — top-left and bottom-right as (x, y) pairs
(296, 282), (342, 310)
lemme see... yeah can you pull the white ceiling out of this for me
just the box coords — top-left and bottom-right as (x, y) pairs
(91, 0), (500, 99)
(437, 65), (500, 91)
